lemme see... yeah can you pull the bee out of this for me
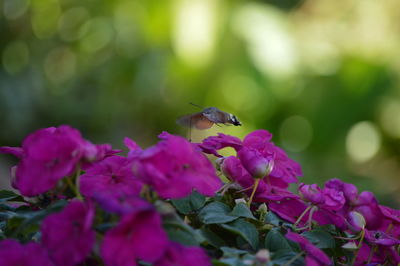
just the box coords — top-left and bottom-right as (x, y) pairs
(177, 103), (242, 130)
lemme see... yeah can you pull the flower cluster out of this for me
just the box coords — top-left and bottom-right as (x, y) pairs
(0, 125), (399, 265)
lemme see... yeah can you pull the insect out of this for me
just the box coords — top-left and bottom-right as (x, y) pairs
(177, 103), (242, 130)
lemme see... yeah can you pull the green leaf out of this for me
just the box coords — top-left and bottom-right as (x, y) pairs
(302, 230), (336, 249)
(264, 211), (281, 225)
(199, 202), (237, 224)
(199, 227), (226, 248)
(220, 219), (259, 249)
(265, 228), (293, 252)
(214, 258), (247, 266)
(220, 247), (248, 257)
(229, 203), (256, 220)
(171, 191), (206, 215)
(163, 212), (204, 246)
(0, 190), (24, 203)
(166, 226), (200, 246)
(271, 250), (304, 266)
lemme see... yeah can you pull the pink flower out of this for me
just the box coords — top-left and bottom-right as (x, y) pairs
(0, 126), (118, 196)
(134, 132), (222, 199)
(200, 130), (302, 188)
(79, 155), (143, 199)
(101, 208), (168, 266)
(0, 239), (53, 266)
(154, 242), (211, 266)
(41, 200), (95, 266)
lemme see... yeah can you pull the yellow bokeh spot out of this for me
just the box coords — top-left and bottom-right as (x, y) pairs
(346, 121), (381, 163)
(279, 115), (313, 152)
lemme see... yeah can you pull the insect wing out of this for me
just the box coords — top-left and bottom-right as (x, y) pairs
(176, 113), (214, 129)
(203, 109), (229, 124)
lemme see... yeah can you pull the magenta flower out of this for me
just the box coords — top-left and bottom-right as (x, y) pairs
(0, 126), (117, 196)
(325, 178), (358, 205)
(353, 192), (383, 230)
(134, 132), (222, 199)
(101, 208), (168, 266)
(285, 232), (331, 266)
(154, 242), (211, 266)
(299, 184), (324, 204)
(0, 239), (53, 266)
(124, 137), (143, 159)
(93, 193), (151, 215)
(237, 147), (274, 179)
(198, 133), (242, 157)
(200, 130), (302, 188)
(79, 155), (143, 199)
(41, 200), (95, 266)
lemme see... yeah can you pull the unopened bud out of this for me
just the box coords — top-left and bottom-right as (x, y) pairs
(255, 249), (270, 263)
(347, 211), (366, 232)
(235, 198), (247, 205)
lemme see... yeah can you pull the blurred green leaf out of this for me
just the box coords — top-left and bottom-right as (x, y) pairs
(302, 230), (336, 249)
(0, 190), (24, 203)
(171, 191), (206, 215)
(199, 202), (237, 224)
(229, 203), (256, 220)
(265, 228), (292, 252)
(220, 219), (259, 249)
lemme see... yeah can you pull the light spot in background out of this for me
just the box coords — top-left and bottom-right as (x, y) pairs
(2, 41), (30, 74)
(58, 7), (90, 42)
(44, 47), (76, 84)
(233, 4), (298, 79)
(378, 98), (400, 139)
(172, 0), (218, 67)
(31, 0), (61, 39)
(80, 18), (114, 53)
(346, 121), (381, 163)
(219, 75), (261, 112)
(3, 0), (30, 20)
(279, 115), (313, 152)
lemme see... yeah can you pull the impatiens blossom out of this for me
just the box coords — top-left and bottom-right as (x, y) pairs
(200, 130), (302, 188)
(101, 208), (168, 266)
(299, 183), (345, 211)
(41, 200), (95, 266)
(285, 232), (331, 266)
(0, 239), (53, 266)
(79, 155), (143, 199)
(93, 192), (151, 215)
(154, 242), (211, 266)
(134, 132), (222, 199)
(0, 126), (118, 196)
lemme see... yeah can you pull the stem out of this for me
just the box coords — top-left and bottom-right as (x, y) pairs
(74, 165), (83, 200)
(283, 251), (305, 266)
(247, 178), (261, 207)
(351, 229), (365, 265)
(367, 245), (377, 264)
(294, 205), (312, 227)
(307, 206), (318, 230)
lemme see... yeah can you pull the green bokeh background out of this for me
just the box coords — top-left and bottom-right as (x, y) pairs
(1, 0), (400, 207)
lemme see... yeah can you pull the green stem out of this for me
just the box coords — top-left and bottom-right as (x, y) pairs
(351, 229), (365, 265)
(247, 178), (261, 207)
(294, 205), (312, 228)
(74, 165), (83, 200)
(282, 251), (305, 266)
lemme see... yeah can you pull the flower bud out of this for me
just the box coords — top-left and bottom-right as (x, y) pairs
(347, 211), (366, 232)
(255, 249), (270, 263)
(238, 148), (274, 179)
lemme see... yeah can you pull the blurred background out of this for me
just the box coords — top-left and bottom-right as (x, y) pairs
(1, 0), (400, 207)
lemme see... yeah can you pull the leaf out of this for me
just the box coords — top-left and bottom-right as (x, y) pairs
(171, 191), (206, 215)
(213, 258), (246, 266)
(0, 190), (24, 203)
(163, 213), (204, 246)
(199, 202), (237, 224)
(220, 247), (248, 257)
(264, 211), (281, 226)
(220, 219), (259, 249)
(271, 250), (304, 266)
(199, 227), (226, 248)
(229, 203), (256, 220)
(265, 228), (293, 252)
(302, 230), (336, 249)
